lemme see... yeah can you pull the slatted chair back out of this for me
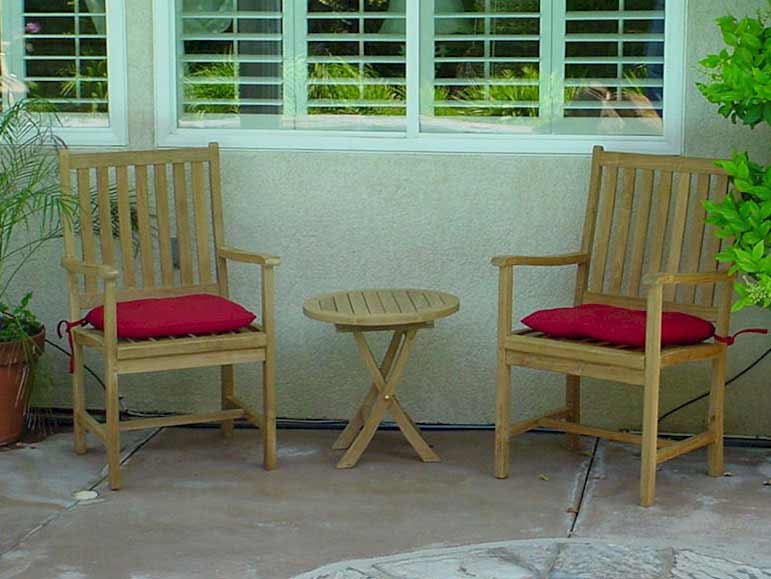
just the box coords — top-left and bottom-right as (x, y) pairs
(576, 146), (731, 322)
(59, 144), (226, 318)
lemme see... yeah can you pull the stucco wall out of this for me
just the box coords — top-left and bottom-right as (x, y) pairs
(21, 0), (771, 436)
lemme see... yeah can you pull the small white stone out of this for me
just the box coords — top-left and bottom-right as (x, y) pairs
(72, 490), (98, 501)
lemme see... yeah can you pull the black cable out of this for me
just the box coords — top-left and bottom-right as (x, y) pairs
(42, 335), (770, 426)
(44, 338), (130, 413)
(659, 345), (771, 424)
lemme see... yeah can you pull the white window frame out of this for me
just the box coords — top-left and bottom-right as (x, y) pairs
(0, 0), (129, 146)
(154, 0), (686, 155)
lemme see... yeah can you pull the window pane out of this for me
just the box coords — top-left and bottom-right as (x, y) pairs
(302, 0), (406, 132)
(421, 0), (543, 135)
(560, 0), (665, 136)
(178, 0), (407, 132)
(180, 0), (284, 128)
(4, 0), (110, 126)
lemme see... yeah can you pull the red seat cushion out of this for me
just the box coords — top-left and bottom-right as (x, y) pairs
(519, 306), (588, 339)
(522, 304), (715, 347)
(84, 294), (256, 340)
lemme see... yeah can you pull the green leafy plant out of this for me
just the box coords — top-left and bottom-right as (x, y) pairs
(698, 8), (771, 128)
(698, 5), (771, 310)
(0, 293), (42, 343)
(0, 99), (72, 321)
(705, 153), (771, 310)
(0, 99), (71, 429)
(308, 62), (406, 116)
(184, 60), (240, 116)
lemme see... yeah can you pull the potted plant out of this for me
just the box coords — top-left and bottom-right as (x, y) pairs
(698, 5), (771, 310)
(0, 99), (70, 445)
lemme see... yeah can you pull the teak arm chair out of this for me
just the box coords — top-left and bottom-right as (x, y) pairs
(59, 143), (279, 490)
(493, 146), (734, 507)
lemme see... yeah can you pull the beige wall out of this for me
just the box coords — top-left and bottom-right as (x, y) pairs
(22, 0), (771, 436)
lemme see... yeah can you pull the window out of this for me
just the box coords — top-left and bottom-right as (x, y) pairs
(155, 0), (685, 153)
(0, 0), (128, 145)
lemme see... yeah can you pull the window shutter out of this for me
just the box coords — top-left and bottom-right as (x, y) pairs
(179, 0), (284, 127)
(559, 0), (665, 135)
(301, 1), (407, 130)
(12, 0), (109, 118)
(423, 0), (543, 132)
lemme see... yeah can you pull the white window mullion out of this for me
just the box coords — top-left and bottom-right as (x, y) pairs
(417, 0), (435, 126)
(290, 1), (307, 123)
(663, 0), (687, 151)
(547, 0), (566, 134)
(102, 0), (128, 145)
(1, 0), (28, 106)
(407, 0), (421, 137)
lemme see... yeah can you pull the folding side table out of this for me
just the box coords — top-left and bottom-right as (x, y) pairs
(303, 289), (460, 468)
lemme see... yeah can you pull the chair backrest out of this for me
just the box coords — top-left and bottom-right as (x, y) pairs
(59, 144), (226, 313)
(576, 146), (731, 322)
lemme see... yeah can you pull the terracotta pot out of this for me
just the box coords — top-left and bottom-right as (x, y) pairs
(0, 328), (45, 446)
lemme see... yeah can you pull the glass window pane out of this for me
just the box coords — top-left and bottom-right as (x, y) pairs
(302, 0), (406, 132)
(178, 0), (406, 132)
(560, 0), (665, 136)
(2, 0), (111, 125)
(421, 0), (544, 135)
(179, 0), (284, 128)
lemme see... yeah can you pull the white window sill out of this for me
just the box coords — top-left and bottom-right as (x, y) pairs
(157, 127), (684, 156)
(54, 126), (128, 147)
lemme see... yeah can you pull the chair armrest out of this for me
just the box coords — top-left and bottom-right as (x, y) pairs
(643, 272), (734, 287)
(491, 252), (589, 268)
(643, 272), (735, 356)
(61, 258), (119, 280)
(218, 246), (281, 267)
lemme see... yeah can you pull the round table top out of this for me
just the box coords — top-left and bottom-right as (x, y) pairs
(303, 289), (460, 327)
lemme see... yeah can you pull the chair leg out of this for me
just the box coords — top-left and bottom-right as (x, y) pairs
(262, 353), (277, 471)
(105, 370), (122, 491)
(494, 353), (511, 479)
(72, 342), (87, 455)
(220, 365), (235, 438)
(708, 353), (726, 477)
(566, 374), (581, 450)
(640, 367), (661, 507)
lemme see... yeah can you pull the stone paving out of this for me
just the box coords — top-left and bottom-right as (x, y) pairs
(295, 539), (771, 579)
(2, 429), (770, 578)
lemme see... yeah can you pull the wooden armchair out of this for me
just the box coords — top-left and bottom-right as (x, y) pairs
(493, 147), (734, 507)
(58, 144), (279, 490)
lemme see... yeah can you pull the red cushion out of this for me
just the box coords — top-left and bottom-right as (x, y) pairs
(522, 304), (715, 347)
(85, 294), (256, 339)
(521, 307), (588, 339)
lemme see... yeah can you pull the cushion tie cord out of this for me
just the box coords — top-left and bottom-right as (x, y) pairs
(56, 318), (87, 373)
(714, 328), (768, 346)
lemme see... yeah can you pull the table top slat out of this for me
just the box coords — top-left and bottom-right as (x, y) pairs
(349, 291), (369, 317)
(393, 290), (417, 315)
(333, 294), (354, 316)
(378, 290), (402, 315)
(363, 290), (386, 315)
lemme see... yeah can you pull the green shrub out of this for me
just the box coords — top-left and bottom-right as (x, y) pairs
(698, 4), (771, 310)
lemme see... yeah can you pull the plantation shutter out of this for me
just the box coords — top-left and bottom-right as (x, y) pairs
(557, 0), (666, 135)
(5, 0), (109, 120)
(179, 0), (285, 128)
(421, 0), (544, 133)
(299, 1), (407, 131)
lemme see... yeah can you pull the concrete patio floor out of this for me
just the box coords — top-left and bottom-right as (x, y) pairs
(1, 427), (770, 578)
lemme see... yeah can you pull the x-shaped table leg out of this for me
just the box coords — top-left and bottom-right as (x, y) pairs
(336, 328), (440, 469)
